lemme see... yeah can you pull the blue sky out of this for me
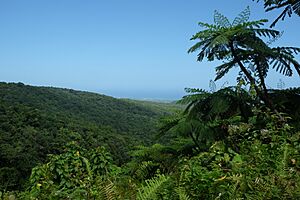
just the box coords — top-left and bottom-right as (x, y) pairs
(0, 0), (299, 99)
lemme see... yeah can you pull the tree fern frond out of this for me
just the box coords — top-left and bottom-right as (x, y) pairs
(214, 10), (231, 27)
(232, 6), (251, 26)
(184, 88), (208, 94)
(210, 34), (230, 47)
(215, 61), (237, 81)
(239, 19), (268, 29)
(269, 46), (300, 76)
(190, 29), (213, 41)
(158, 114), (183, 135)
(276, 46), (300, 55)
(292, 1), (300, 16)
(255, 0), (300, 27)
(269, 5), (292, 27)
(176, 187), (192, 200)
(266, 31), (283, 45)
(81, 156), (93, 179)
(137, 174), (169, 200)
(103, 180), (115, 200)
(130, 146), (151, 157)
(198, 22), (220, 30)
(178, 88), (209, 111)
(272, 56), (293, 76)
(275, 53), (300, 76)
(135, 161), (156, 180)
(188, 39), (210, 56)
(252, 28), (280, 38)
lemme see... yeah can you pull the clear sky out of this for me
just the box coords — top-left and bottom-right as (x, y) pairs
(0, 0), (299, 99)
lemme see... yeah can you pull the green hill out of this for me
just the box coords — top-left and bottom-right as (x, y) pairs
(0, 82), (180, 190)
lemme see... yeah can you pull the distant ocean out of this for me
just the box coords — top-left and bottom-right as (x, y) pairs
(94, 89), (186, 101)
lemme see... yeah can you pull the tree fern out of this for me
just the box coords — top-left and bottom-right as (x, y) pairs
(189, 7), (300, 109)
(159, 87), (254, 150)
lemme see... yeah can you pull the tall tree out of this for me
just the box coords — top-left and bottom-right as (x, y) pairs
(188, 7), (300, 108)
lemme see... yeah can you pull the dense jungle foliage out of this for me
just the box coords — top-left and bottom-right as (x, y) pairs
(1, 3), (300, 200)
(0, 82), (179, 192)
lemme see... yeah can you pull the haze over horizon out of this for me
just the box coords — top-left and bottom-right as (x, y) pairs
(1, 0), (299, 99)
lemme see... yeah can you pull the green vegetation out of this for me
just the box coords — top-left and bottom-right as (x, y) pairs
(0, 82), (179, 192)
(188, 6), (300, 109)
(1, 3), (300, 200)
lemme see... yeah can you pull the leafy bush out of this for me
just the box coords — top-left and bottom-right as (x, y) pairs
(21, 142), (119, 199)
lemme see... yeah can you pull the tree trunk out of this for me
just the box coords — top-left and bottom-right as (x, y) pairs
(229, 42), (275, 110)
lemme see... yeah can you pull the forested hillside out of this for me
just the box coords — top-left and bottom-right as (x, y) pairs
(1, 1), (300, 199)
(0, 82), (179, 191)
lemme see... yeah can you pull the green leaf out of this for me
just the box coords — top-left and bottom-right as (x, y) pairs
(232, 154), (242, 163)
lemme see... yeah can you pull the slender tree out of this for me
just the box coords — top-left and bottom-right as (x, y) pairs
(188, 7), (300, 108)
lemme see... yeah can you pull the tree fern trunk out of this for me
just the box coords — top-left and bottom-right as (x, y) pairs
(229, 42), (274, 110)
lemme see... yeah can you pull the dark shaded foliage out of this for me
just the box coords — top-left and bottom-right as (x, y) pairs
(255, 0), (300, 27)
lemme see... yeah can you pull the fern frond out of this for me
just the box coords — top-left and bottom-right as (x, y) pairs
(184, 88), (207, 94)
(158, 114), (183, 135)
(252, 28), (280, 38)
(214, 10), (231, 27)
(255, 0), (300, 27)
(135, 161), (155, 179)
(266, 31), (283, 45)
(103, 180), (115, 200)
(190, 29), (215, 40)
(81, 156), (93, 179)
(198, 22), (220, 30)
(270, 56), (293, 76)
(210, 34), (230, 47)
(232, 6), (251, 26)
(178, 88), (209, 105)
(137, 174), (169, 200)
(130, 146), (150, 157)
(215, 61), (237, 81)
(275, 46), (300, 55)
(239, 19), (268, 29)
(176, 187), (191, 200)
(188, 39), (210, 54)
(268, 46), (300, 76)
